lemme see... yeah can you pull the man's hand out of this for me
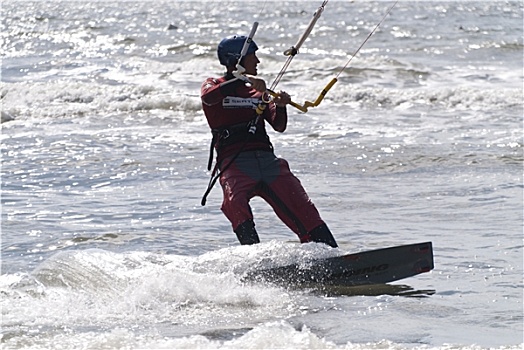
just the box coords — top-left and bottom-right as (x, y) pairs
(273, 91), (291, 107)
(244, 75), (266, 92)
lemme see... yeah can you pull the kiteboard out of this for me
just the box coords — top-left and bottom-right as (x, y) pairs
(245, 241), (434, 287)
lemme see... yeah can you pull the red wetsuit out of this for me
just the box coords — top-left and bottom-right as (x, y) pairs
(201, 74), (330, 244)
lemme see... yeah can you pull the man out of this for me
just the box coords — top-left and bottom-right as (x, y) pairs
(200, 34), (338, 248)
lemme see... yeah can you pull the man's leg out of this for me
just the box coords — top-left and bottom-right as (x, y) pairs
(258, 157), (338, 248)
(303, 223), (338, 248)
(219, 158), (260, 245)
(233, 219), (260, 245)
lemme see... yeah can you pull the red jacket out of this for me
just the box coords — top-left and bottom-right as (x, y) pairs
(201, 75), (287, 163)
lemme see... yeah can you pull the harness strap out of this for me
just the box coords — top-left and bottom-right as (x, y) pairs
(202, 118), (271, 206)
(207, 133), (217, 171)
(208, 121), (271, 159)
(201, 127), (252, 206)
(202, 97), (271, 206)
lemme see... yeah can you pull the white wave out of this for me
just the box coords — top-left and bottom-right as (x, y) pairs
(1, 80), (202, 122)
(2, 75), (520, 125)
(2, 314), (522, 350)
(2, 243), (339, 339)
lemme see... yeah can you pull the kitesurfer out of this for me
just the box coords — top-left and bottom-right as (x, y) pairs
(200, 35), (338, 248)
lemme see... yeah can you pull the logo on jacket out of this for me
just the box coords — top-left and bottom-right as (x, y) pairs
(223, 97), (261, 109)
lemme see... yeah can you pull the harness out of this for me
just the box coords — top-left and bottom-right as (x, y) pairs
(207, 119), (272, 171)
(201, 106), (271, 206)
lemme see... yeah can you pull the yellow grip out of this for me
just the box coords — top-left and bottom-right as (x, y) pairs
(266, 77), (338, 113)
(303, 77), (338, 110)
(289, 101), (308, 113)
(267, 90), (308, 113)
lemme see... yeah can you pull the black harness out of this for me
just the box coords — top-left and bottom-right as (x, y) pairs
(201, 117), (272, 206)
(207, 120), (272, 172)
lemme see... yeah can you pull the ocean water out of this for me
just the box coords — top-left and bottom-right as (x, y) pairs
(1, 0), (523, 349)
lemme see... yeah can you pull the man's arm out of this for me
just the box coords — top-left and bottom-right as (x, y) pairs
(268, 106), (287, 133)
(268, 91), (291, 132)
(201, 78), (244, 106)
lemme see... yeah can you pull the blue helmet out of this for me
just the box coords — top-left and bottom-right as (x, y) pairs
(217, 35), (258, 67)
